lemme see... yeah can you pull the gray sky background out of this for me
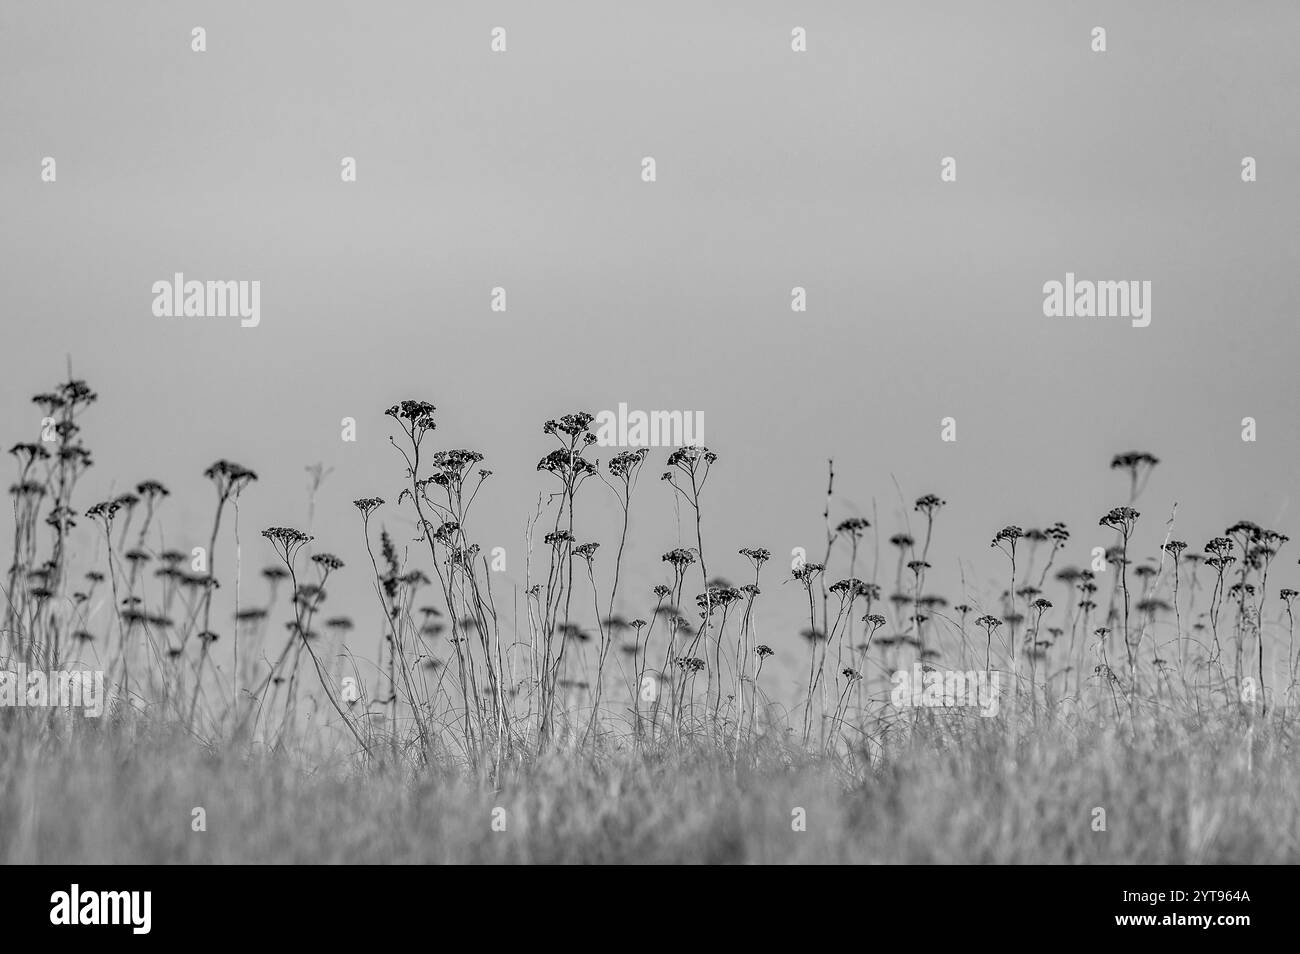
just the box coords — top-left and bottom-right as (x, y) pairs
(3, 1), (1299, 687)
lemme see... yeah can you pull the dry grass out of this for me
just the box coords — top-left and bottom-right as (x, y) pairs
(4, 376), (1300, 863)
(2, 706), (1296, 863)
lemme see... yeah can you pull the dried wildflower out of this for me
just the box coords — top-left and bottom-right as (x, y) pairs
(9, 480), (44, 500)
(121, 608), (149, 627)
(385, 400), (437, 431)
(58, 446), (93, 471)
(136, 479), (170, 499)
(400, 569), (430, 587)
(204, 459), (258, 500)
(1111, 451), (1159, 471)
(8, 443), (49, 466)
(609, 448), (649, 479)
(666, 445), (717, 469)
(447, 544), (480, 569)
(545, 529), (575, 548)
(829, 578), (871, 601)
(537, 448), (597, 482)
(85, 500), (120, 532)
(836, 517), (870, 537)
(792, 562), (824, 584)
(59, 378), (97, 406)
(1204, 536), (1234, 559)
(295, 583), (326, 605)
(427, 449), (486, 488)
(914, 494), (945, 516)
(662, 548), (697, 569)
(1110, 451), (1160, 500)
(991, 526), (1024, 551)
(262, 527), (314, 566)
(1225, 521), (1263, 549)
(353, 497), (384, 518)
(1099, 507), (1139, 535)
(180, 574), (218, 594)
(695, 586), (742, 613)
(432, 520), (461, 545)
(544, 412), (596, 439)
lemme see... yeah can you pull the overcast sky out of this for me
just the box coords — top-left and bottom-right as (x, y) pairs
(3, 1), (1298, 690)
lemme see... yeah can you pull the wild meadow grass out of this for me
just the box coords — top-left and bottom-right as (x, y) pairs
(3, 377), (1299, 863)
